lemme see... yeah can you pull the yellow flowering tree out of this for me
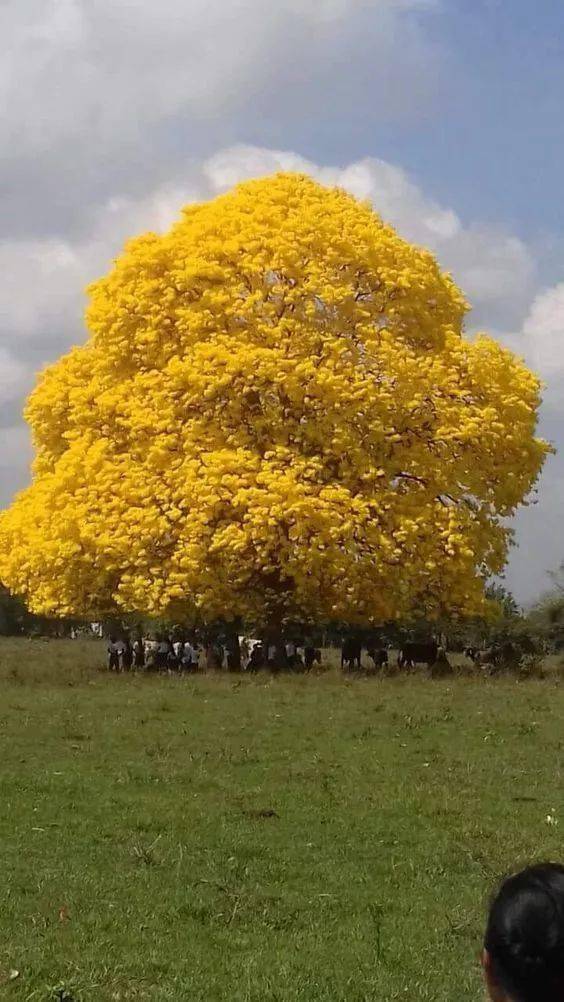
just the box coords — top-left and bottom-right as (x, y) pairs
(0, 174), (549, 630)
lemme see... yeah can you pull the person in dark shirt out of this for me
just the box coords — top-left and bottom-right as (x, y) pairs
(121, 637), (133, 671)
(107, 636), (120, 671)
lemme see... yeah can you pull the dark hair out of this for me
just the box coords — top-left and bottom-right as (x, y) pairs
(485, 863), (564, 1001)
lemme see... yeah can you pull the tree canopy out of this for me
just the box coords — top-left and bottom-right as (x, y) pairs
(0, 173), (549, 626)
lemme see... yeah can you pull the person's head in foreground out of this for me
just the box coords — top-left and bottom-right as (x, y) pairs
(484, 863), (564, 1001)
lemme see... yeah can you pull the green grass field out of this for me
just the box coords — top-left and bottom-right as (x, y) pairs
(1, 639), (564, 1001)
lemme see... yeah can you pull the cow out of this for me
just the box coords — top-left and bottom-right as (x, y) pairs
(398, 641), (438, 670)
(366, 646), (388, 670)
(304, 646), (322, 670)
(499, 640), (517, 665)
(430, 646), (452, 677)
(470, 647), (496, 666)
(467, 642), (517, 671)
(464, 646), (502, 674)
(341, 637), (362, 671)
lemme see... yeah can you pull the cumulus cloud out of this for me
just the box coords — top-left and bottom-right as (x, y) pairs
(0, 143), (538, 363)
(503, 451), (563, 605)
(521, 283), (564, 378)
(3, 0), (436, 150)
(1, 0), (441, 238)
(0, 349), (31, 408)
(494, 283), (564, 602)
(0, 241), (86, 342)
(0, 425), (32, 507)
(498, 282), (564, 416)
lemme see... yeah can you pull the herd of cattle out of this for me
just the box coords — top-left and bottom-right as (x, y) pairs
(343, 639), (447, 672)
(342, 638), (526, 673)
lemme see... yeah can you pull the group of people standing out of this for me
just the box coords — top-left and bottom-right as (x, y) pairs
(105, 632), (394, 674)
(241, 638), (322, 672)
(106, 633), (323, 673)
(107, 634), (202, 672)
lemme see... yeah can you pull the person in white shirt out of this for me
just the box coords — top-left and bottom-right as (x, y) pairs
(285, 640), (297, 666)
(133, 636), (145, 670)
(182, 640), (194, 670)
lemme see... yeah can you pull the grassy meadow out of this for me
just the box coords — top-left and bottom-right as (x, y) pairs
(1, 638), (564, 1001)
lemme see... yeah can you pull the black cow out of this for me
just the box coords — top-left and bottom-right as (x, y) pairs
(367, 646), (388, 670)
(398, 641), (438, 669)
(499, 640), (517, 665)
(341, 637), (362, 671)
(247, 644), (265, 672)
(304, 646), (322, 670)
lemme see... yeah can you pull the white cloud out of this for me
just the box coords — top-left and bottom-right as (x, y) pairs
(1, 0), (441, 240)
(0, 425), (31, 468)
(0, 425), (32, 507)
(0, 143), (537, 356)
(521, 283), (564, 377)
(503, 454), (564, 605)
(498, 281), (564, 414)
(2, 0), (435, 148)
(0, 241), (86, 341)
(493, 284), (564, 603)
(0, 349), (30, 407)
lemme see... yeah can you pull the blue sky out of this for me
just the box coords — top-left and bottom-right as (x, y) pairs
(1, 0), (564, 604)
(414, 1), (564, 236)
(265, 0), (564, 240)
